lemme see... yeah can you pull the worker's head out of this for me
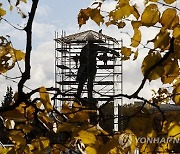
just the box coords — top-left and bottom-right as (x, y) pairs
(86, 33), (95, 43)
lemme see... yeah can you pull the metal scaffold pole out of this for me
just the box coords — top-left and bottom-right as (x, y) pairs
(54, 30), (123, 132)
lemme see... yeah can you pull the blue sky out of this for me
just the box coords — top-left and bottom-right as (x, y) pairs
(0, 0), (166, 103)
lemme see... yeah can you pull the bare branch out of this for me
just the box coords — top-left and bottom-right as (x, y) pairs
(18, 0), (39, 102)
(1, 18), (24, 31)
(132, 37), (175, 97)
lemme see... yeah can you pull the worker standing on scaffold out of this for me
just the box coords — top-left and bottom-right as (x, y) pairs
(76, 34), (119, 101)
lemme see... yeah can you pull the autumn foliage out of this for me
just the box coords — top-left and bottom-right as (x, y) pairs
(0, 0), (180, 153)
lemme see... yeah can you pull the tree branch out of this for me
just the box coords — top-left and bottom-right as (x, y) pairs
(18, 0), (39, 102)
(132, 37), (175, 97)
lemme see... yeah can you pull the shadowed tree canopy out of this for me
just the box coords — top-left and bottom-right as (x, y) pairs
(0, 0), (179, 153)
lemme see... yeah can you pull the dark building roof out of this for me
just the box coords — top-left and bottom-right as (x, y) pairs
(54, 30), (119, 44)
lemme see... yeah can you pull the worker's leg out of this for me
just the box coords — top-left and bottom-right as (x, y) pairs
(77, 77), (86, 98)
(87, 76), (93, 99)
(87, 69), (96, 100)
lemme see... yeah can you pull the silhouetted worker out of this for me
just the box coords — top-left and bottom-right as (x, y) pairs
(76, 34), (119, 100)
(98, 52), (109, 65)
(72, 54), (79, 68)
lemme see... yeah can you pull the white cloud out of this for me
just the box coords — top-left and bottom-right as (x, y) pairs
(25, 40), (54, 90)
(0, 0), (173, 106)
(36, 5), (51, 17)
(32, 22), (56, 41)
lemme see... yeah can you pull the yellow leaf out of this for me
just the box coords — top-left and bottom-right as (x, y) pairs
(161, 60), (179, 84)
(0, 147), (10, 154)
(141, 4), (160, 27)
(0, 38), (25, 73)
(100, 137), (118, 153)
(173, 38), (180, 60)
(105, 20), (115, 27)
(5, 119), (13, 129)
(10, 5), (13, 11)
(25, 105), (35, 120)
(145, 0), (158, 3)
(121, 47), (132, 59)
(130, 27), (137, 42)
(117, 21), (126, 29)
(124, 129), (137, 153)
(21, 0), (27, 3)
(154, 28), (170, 49)
(31, 137), (50, 152)
(78, 8), (91, 27)
(0, 7), (6, 17)
(86, 146), (97, 154)
(36, 102), (42, 108)
(173, 25), (180, 39)
(57, 122), (74, 132)
(131, 21), (141, 47)
(9, 130), (26, 146)
(12, 49), (25, 62)
(157, 142), (170, 153)
(38, 112), (54, 129)
(133, 50), (138, 60)
(39, 86), (53, 112)
(16, 124), (33, 133)
(118, 0), (129, 6)
(173, 85), (180, 105)
(141, 52), (164, 81)
(163, 0), (176, 4)
(112, 4), (133, 21)
(139, 143), (153, 153)
(168, 121), (180, 138)
(78, 130), (96, 144)
(132, 5), (140, 20)
(89, 9), (104, 26)
(61, 103), (74, 119)
(2, 106), (26, 122)
(160, 8), (179, 29)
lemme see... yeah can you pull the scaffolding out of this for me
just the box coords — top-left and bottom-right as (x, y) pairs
(54, 30), (123, 131)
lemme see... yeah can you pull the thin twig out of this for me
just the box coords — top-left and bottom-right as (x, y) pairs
(1, 18), (24, 31)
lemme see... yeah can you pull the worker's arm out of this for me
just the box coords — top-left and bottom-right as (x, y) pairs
(96, 44), (120, 57)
